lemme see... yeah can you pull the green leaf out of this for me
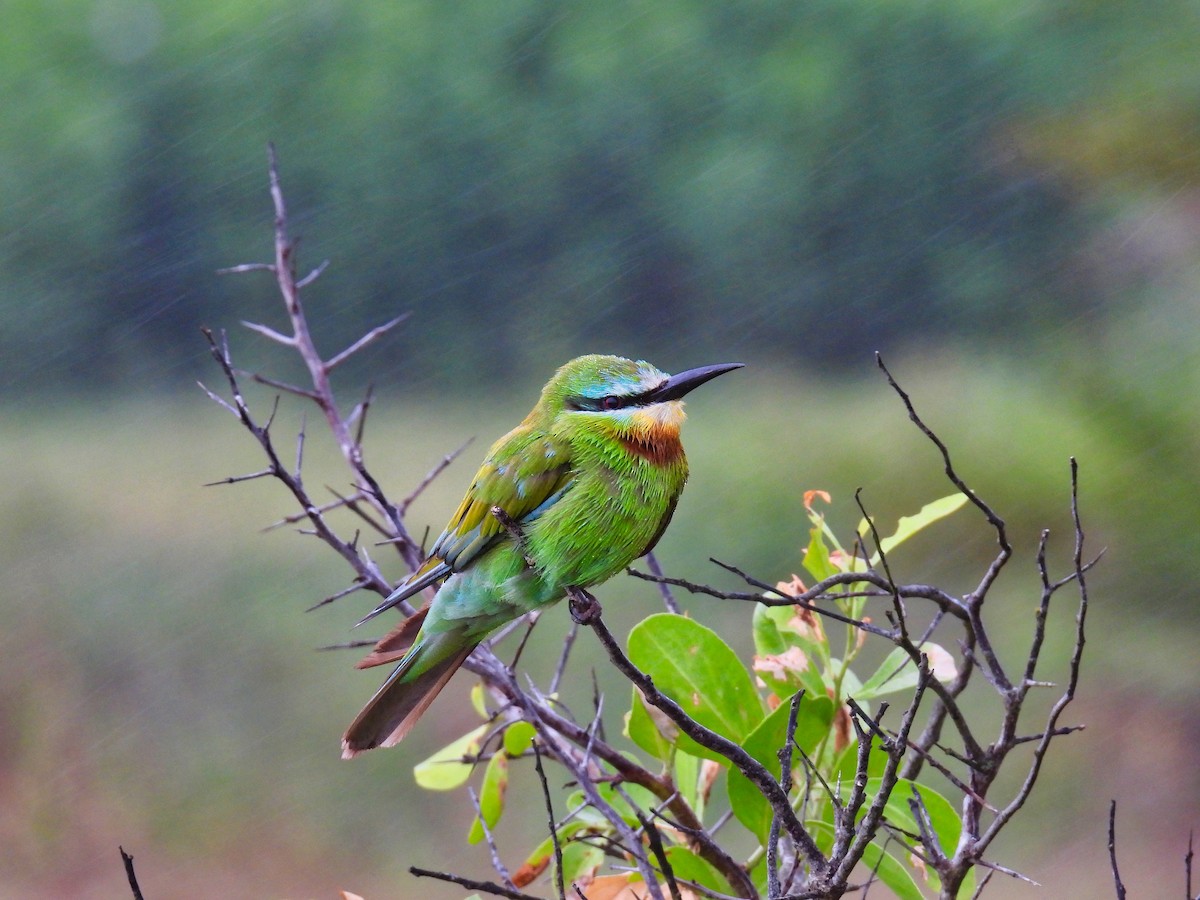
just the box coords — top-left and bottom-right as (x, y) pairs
(807, 821), (926, 900)
(466, 751), (509, 844)
(627, 614), (764, 763)
(502, 720), (536, 756)
(625, 687), (677, 761)
(862, 841), (926, 900)
(598, 781), (662, 828)
(802, 521), (840, 582)
(663, 846), (731, 894)
(412, 724), (489, 791)
(855, 645), (959, 700)
(470, 681), (489, 718)
(858, 493), (968, 564)
(727, 694), (835, 842)
(559, 839), (605, 885)
(673, 748), (701, 815)
(752, 601), (791, 657)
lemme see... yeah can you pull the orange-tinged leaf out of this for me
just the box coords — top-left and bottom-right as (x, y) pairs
(803, 489), (832, 511)
(925, 643), (959, 682)
(699, 758), (721, 805)
(787, 604), (821, 638)
(833, 701), (852, 752)
(773, 573), (808, 596)
(513, 855), (549, 888)
(753, 646), (811, 681)
(584, 876), (699, 899)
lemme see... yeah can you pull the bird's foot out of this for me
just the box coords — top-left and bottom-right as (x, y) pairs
(566, 586), (601, 624)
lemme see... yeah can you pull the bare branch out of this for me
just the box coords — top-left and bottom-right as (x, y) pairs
(532, 743), (567, 900)
(875, 352), (1012, 562)
(305, 578), (368, 612)
(854, 488), (907, 643)
(245, 371), (321, 401)
(644, 551), (681, 614)
(196, 379), (239, 418)
(468, 785), (517, 892)
(830, 660), (930, 886)
(295, 258), (330, 289)
(975, 459), (1089, 855)
(240, 319), (296, 346)
(217, 261), (275, 275)
(410, 866), (543, 900)
(315, 638), (377, 652)
(768, 691), (805, 898)
(203, 468), (274, 487)
(326, 313), (410, 371)
(119, 847), (145, 900)
(1186, 829), (1194, 900)
(1109, 800), (1127, 900)
(400, 438), (475, 516)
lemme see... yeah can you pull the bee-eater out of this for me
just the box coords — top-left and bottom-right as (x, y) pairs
(341, 354), (742, 757)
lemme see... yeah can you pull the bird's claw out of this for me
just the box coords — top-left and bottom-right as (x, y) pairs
(566, 586), (601, 624)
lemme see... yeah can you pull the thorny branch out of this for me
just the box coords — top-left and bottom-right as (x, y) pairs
(203, 150), (1104, 900)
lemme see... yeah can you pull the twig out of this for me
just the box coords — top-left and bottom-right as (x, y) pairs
(400, 438), (474, 516)
(829, 660), (930, 886)
(325, 313), (409, 371)
(410, 866), (543, 900)
(644, 551), (681, 614)
(119, 846), (144, 900)
(548, 621), (579, 696)
(1109, 800), (1127, 900)
(203, 468), (274, 487)
(875, 352), (1012, 566)
(768, 691), (805, 898)
(634, 806), (683, 900)
(305, 578), (368, 612)
(854, 489), (908, 643)
(469, 786), (516, 891)
(533, 743), (567, 900)
(1186, 829), (1194, 900)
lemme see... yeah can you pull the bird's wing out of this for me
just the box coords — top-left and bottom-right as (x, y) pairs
(429, 430), (573, 570)
(356, 430), (572, 627)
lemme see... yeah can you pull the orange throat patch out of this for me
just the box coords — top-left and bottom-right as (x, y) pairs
(619, 428), (684, 466)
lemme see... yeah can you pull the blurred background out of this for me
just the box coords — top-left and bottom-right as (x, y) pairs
(3, 1), (1198, 896)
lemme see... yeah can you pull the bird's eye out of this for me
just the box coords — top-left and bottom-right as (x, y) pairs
(601, 396), (621, 410)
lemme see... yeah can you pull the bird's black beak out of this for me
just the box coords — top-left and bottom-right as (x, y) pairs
(643, 362), (744, 403)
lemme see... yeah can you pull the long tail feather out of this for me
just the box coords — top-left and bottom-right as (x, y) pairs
(341, 640), (475, 758)
(355, 604), (430, 669)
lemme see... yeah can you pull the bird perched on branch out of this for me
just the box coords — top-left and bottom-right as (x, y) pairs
(342, 354), (742, 757)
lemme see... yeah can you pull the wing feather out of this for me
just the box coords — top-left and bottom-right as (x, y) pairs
(356, 429), (571, 626)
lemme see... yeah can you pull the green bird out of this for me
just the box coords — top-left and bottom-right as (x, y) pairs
(342, 354), (742, 757)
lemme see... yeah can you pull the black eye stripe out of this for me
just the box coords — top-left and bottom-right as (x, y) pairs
(567, 394), (634, 412)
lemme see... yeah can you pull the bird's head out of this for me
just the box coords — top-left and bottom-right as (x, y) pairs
(531, 355), (743, 437)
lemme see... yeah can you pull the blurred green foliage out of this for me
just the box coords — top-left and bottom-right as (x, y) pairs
(8, 0), (1197, 390)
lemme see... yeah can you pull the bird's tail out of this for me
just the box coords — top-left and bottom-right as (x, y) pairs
(341, 631), (477, 759)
